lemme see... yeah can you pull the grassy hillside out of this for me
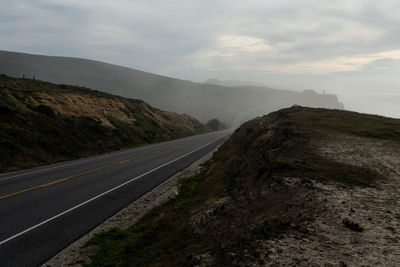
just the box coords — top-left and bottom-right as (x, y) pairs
(0, 51), (344, 126)
(0, 75), (209, 173)
(85, 107), (400, 266)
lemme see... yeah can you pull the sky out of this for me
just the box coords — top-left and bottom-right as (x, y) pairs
(1, 0), (400, 118)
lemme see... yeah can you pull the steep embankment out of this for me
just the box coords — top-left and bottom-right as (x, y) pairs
(85, 107), (400, 266)
(0, 51), (344, 125)
(0, 75), (208, 173)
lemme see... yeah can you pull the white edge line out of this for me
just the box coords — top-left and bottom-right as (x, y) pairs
(0, 157), (102, 181)
(0, 134), (229, 246)
(0, 131), (227, 181)
(0, 142), (167, 181)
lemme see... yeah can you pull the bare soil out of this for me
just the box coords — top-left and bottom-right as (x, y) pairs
(28, 91), (136, 128)
(258, 134), (400, 266)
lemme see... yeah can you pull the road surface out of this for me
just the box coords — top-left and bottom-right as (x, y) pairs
(0, 130), (231, 266)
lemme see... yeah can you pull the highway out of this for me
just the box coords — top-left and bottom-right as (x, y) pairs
(0, 130), (231, 266)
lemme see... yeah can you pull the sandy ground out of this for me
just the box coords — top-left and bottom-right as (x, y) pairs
(28, 92), (136, 128)
(42, 146), (220, 267)
(260, 134), (400, 266)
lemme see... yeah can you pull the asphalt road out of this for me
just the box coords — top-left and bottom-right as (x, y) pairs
(0, 130), (231, 266)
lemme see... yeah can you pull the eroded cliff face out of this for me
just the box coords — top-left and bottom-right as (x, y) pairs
(137, 102), (208, 135)
(24, 90), (204, 134)
(26, 91), (136, 128)
(0, 74), (209, 172)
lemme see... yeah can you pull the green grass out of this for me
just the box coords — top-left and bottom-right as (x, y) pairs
(0, 74), (112, 97)
(86, 163), (228, 266)
(278, 106), (400, 142)
(85, 143), (239, 266)
(273, 150), (382, 186)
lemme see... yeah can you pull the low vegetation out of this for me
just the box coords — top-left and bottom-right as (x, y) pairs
(0, 74), (209, 173)
(83, 106), (400, 266)
(86, 163), (226, 266)
(206, 118), (226, 131)
(279, 106), (400, 142)
(342, 218), (364, 232)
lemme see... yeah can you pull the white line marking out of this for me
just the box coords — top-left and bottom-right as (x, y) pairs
(0, 157), (103, 182)
(0, 143), (173, 181)
(0, 131), (227, 182)
(0, 134), (229, 246)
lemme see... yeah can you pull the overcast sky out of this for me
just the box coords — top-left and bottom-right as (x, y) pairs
(2, 0), (400, 117)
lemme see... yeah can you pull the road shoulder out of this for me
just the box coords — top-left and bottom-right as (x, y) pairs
(42, 145), (220, 266)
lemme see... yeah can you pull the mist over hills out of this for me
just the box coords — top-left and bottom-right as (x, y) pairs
(204, 78), (266, 87)
(0, 51), (344, 126)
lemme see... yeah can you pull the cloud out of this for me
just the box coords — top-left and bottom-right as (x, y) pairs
(2, 0), (399, 74)
(2, 0), (400, 118)
(363, 58), (400, 71)
(0, 0), (400, 87)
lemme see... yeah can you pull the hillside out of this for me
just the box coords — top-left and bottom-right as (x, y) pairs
(0, 75), (208, 173)
(85, 107), (400, 266)
(204, 78), (265, 87)
(0, 51), (344, 126)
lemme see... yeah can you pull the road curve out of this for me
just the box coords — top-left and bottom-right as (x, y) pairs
(0, 130), (231, 266)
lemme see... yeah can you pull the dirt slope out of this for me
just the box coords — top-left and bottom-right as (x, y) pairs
(85, 106), (400, 266)
(26, 91), (136, 128)
(0, 74), (209, 172)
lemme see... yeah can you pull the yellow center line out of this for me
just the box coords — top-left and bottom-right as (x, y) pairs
(0, 161), (127, 200)
(0, 143), (192, 201)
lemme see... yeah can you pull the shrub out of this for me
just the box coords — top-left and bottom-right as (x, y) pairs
(35, 104), (55, 117)
(342, 218), (363, 232)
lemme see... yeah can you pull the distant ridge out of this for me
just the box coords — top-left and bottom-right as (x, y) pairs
(0, 50), (344, 126)
(204, 78), (265, 87)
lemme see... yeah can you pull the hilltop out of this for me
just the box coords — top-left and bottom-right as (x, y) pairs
(204, 78), (265, 87)
(0, 51), (344, 126)
(0, 75), (209, 173)
(85, 107), (400, 266)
